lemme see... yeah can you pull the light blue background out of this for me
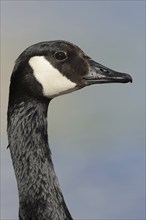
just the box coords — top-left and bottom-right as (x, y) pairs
(1, 1), (145, 219)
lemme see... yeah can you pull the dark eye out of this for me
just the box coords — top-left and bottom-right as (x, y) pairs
(54, 51), (67, 61)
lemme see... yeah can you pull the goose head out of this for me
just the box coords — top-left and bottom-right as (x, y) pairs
(10, 40), (132, 101)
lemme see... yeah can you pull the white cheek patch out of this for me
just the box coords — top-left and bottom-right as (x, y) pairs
(29, 56), (77, 97)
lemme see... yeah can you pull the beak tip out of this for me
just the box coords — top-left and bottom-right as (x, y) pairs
(126, 74), (133, 83)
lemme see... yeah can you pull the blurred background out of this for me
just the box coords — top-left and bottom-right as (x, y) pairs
(1, 1), (145, 219)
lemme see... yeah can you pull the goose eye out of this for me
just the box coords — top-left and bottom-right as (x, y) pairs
(54, 51), (67, 61)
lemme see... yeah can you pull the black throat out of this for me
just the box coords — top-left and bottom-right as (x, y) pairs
(7, 96), (73, 220)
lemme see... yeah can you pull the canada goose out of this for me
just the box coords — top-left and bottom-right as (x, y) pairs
(7, 40), (132, 220)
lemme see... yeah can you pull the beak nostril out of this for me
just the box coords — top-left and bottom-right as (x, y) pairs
(100, 68), (110, 74)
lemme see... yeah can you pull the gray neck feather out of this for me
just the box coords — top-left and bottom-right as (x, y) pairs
(7, 100), (73, 220)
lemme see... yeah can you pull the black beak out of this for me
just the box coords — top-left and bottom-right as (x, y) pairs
(83, 59), (132, 84)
